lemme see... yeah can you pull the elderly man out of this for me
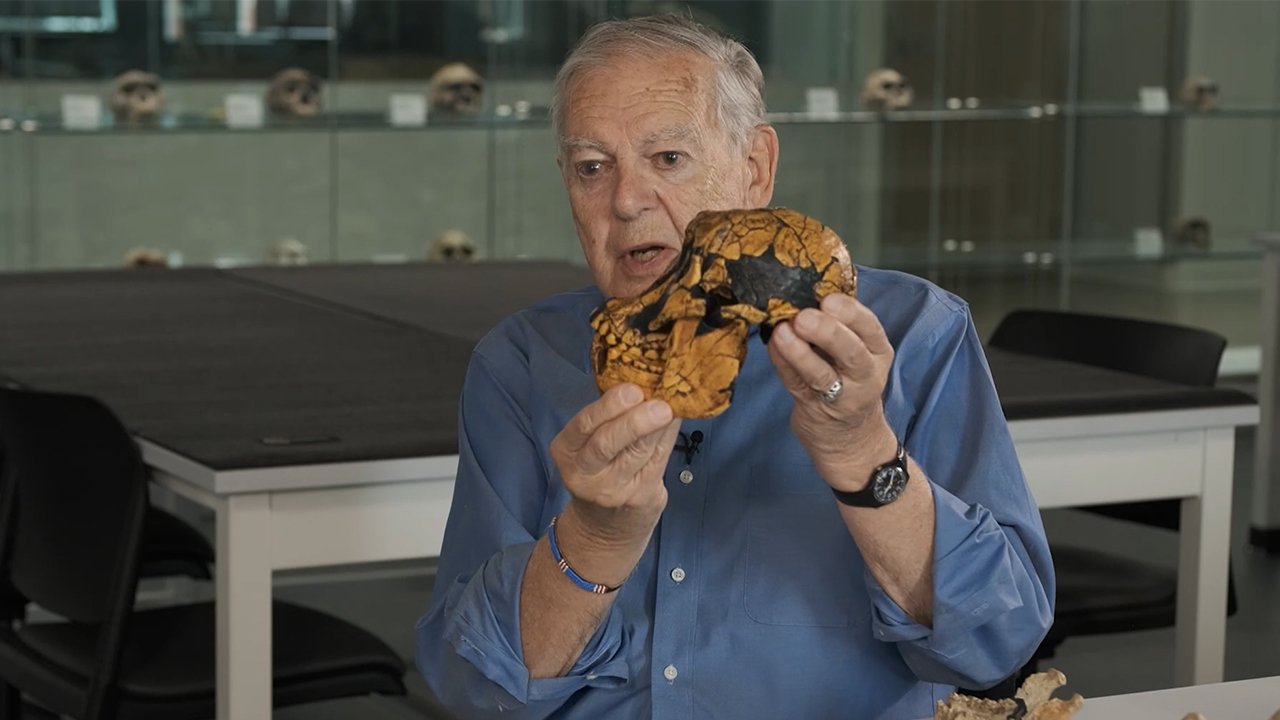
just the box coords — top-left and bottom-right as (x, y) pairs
(416, 14), (1053, 720)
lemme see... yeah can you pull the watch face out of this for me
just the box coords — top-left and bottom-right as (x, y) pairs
(872, 467), (907, 505)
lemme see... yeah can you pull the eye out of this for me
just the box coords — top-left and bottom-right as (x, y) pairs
(577, 160), (603, 177)
(656, 151), (683, 168)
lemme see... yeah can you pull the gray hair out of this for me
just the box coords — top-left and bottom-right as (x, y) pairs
(550, 14), (767, 154)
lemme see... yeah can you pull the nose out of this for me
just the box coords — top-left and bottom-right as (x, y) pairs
(611, 161), (656, 221)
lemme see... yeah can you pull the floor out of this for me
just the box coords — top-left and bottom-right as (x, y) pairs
(257, 394), (1280, 718)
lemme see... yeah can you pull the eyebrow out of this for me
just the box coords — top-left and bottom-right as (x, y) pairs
(559, 124), (704, 157)
(559, 136), (610, 156)
(641, 124), (700, 148)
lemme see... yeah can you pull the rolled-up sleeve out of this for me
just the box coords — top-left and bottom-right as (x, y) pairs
(415, 351), (634, 719)
(872, 297), (1055, 689)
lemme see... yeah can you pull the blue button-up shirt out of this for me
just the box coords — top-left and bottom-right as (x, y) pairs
(416, 266), (1054, 720)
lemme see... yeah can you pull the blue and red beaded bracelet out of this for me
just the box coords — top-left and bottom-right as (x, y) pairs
(547, 515), (620, 595)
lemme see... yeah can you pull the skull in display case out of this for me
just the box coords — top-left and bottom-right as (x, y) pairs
(123, 247), (168, 269)
(1179, 76), (1219, 111)
(861, 68), (914, 111)
(269, 238), (309, 266)
(266, 68), (323, 118)
(427, 230), (478, 262)
(110, 70), (164, 124)
(430, 63), (485, 117)
(1172, 217), (1211, 252)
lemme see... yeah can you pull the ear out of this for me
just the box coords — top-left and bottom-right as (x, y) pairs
(744, 124), (779, 207)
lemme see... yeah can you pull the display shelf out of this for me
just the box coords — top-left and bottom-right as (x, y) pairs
(875, 240), (1262, 273)
(0, 107), (553, 136)
(6, 102), (1280, 136)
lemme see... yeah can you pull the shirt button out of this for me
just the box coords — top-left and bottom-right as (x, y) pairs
(663, 664), (678, 681)
(670, 567), (686, 583)
(679, 469), (694, 484)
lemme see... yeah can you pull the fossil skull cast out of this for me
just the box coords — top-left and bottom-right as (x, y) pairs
(591, 208), (857, 419)
(934, 670), (1083, 720)
(430, 63), (485, 117)
(266, 68), (323, 118)
(123, 247), (168, 269)
(1173, 217), (1212, 252)
(269, 237), (309, 266)
(110, 70), (163, 124)
(1179, 75), (1219, 111)
(427, 229), (478, 262)
(861, 68), (914, 111)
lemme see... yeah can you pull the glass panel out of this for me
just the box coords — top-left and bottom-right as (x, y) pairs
(0, 0), (1272, 359)
(17, 0), (336, 269)
(337, 0), (583, 263)
(28, 130), (331, 269)
(335, 127), (491, 263)
(1069, 258), (1262, 348)
(489, 125), (580, 262)
(1066, 0), (1277, 348)
(0, 17), (20, 271)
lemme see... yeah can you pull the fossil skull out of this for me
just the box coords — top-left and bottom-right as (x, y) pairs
(110, 70), (163, 124)
(1172, 217), (1211, 251)
(269, 237), (309, 266)
(934, 670), (1084, 720)
(591, 208), (856, 419)
(1179, 75), (1219, 111)
(267, 68), (323, 118)
(861, 68), (914, 111)
(428, 229), (478, 262)
(430, 63), (485, 117)
(123, 247), (167, 269)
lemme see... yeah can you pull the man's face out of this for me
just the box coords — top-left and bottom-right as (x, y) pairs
(558, 52), (767, 299)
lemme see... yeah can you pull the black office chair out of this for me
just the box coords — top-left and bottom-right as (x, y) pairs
(0, 381), (213, 588)
(989, 309), (1238, 677)
(0, 388), (407, 720)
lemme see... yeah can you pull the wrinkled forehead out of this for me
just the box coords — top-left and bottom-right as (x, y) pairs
(561, 50), (721, 142)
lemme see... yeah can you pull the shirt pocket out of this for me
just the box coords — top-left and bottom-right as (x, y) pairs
(743, 454), (872, 629)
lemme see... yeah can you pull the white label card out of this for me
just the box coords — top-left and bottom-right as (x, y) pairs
(1134, 227), (1165, 258)
(1138, 86), (1169, 114)
(805, 87), (840, 117)
(389, 93), (427, 127)
(224, 94), (264, 129)
(61, 94), (102, 130)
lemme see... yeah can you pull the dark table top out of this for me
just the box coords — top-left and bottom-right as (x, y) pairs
(228, 261), (597, 342)
(985, 347), (1254, 421)
(0, 264), (1255, 471)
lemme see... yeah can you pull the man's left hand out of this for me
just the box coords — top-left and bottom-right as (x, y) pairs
(767, 292), (898, 489)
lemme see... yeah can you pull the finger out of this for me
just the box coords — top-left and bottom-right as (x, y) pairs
(770, 322), (841, 396)
(767, 325), (812, 394)
(791, 307), (869, 378)
(606, 419), (683, 508)
(611, 414), (681, 474)
(581, 399), (674, 472)
(633, 418), (684, 477)
(822, 294), (893, 357)
(561, 383), (646, 452)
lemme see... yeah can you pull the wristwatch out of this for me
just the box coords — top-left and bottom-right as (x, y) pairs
(831, 443), (909, 508)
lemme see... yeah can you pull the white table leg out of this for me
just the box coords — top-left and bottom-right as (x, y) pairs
(1174, 426), (1234, 686)
(1252, 241), (1280, 548)
(217, 493), (273, 720)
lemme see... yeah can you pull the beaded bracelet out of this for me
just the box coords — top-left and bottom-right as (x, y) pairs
(547, 515), (620, 595)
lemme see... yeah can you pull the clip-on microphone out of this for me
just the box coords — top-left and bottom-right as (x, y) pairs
(675, 430), (704, 465)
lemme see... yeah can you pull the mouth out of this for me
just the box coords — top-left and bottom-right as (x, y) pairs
(617, 243), (679, 281)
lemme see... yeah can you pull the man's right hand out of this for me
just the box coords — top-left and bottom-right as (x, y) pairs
(547, 383), (682, 588)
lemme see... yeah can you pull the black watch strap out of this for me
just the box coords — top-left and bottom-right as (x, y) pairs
(831, 442), (909, 508)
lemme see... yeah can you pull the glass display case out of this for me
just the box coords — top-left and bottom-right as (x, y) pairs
(0, 0), (1274, 354)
